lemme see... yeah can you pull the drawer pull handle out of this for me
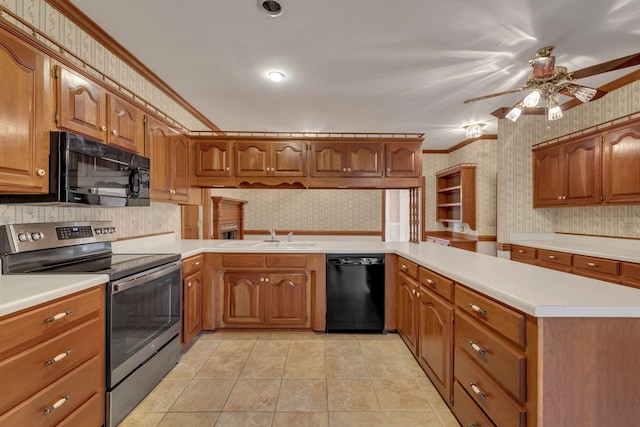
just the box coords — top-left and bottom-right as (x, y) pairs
(194, 261), (201, 266)
(44, 394), (71, 415)
(548, 255), (557, 259)
(469, 383), (487, 399)
(468, 423), (478, 427)
(44, 310), (72, 323)
(425, 278), (436, 286)
(587, 262), (598, 267)
(517, 250), (524, 253)
(469, 341), (487, 356)
(468, 303), (486, 315)
(44, 350), (72, 366)
(401, 264), (408, 270)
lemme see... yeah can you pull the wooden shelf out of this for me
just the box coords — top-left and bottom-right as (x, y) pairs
(435, 164), (476, 230)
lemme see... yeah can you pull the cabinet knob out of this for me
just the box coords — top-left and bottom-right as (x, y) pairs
(347, 167), (352, 172)
(387, 168), (391, 172)
(342, 168), (347, 172)
(187, 282), (192, 287)
(112, 129), (118, 136)
(416, 292), (420, 298)
(469, 383), (487, 399)
(265, 277), (270, 283)
(101, 125), (107, 131)
(36, 168), (46, 177)
(226, 167), (230, 171)
(411, 289), (416, 295)
(563, 195), (567, 200)
(194, 261), (201, 267)
(401, 264), (408, 270)
(557, 196), (562, 200)
(260, 277), (265, 282)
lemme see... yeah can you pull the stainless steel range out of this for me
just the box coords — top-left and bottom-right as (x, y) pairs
(0, 221), (181, 427)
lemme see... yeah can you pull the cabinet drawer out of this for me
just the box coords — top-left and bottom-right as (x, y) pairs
(266, 254), (307, 268)
(182, 254), (204, 276)
(0, 356), (102, 426)
(622, 262), (640, 289)
(455, 312), (526, 403)
(537, 249), (572, 266)
(57, 392), (104, 427)
(0, 287), (103, 358)
(455, 285), (526, 348)
(418, 266), (453, 302)
(452, 381), (496, 427)
(398, 257), (419, 279)
(573, 255), (619, 276)
(511, 245), (536, 260)
(455, 352), (526, 427)
(0, 317), (102, 415)
(221, 254), (264, 267)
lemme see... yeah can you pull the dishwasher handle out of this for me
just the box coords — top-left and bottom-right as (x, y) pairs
(327, 256), (385, 266)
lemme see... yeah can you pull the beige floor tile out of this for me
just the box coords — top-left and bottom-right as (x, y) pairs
(356, 333), (403, 341)
(360, 340), (413, 359)
(118, 411), (165, 427)
(424, 389), (450, 411)
(170, 379), (235, 412)
(436, 409), (460, 426)
(133, 378), (191, 412)
(223, 379), (281, 411)
(329, 411), (442, 427)
(250, 339), (290, 356)
(258, 332), (324, 340)
(288, 339), (325, 356)
(283, 356), (326, 379)
(272, 411), (329, 427)
(415, 377), (439, 395)
(195, 356), (247, 379)
(213, 339), (256, 356)
(327, 379), (380, 411)
(240, 356), (286, 379)
(197, 332), (223, 340)
(276, 379), (327, 411)
(325, 355), (371, 379)
(214, 411), (274, 426)
(185, 339), (223, 358)
(157, 411), (220, 426)
(211, 332), (260, 340)
(373, 378), (431, 411)
(324, 339), (362, 357)
(366, 357), (415, 378)
(165, 356), (209, 379)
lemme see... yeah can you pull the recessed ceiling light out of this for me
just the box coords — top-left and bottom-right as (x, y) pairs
(268, 71), (285, 82)
(258, 0), (283, 17)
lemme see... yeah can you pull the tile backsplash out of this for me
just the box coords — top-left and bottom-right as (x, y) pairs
(0, 202), (181, 239)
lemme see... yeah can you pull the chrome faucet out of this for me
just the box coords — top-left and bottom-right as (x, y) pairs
(269, 228), (277, 241)
(288, 231), (293, 242)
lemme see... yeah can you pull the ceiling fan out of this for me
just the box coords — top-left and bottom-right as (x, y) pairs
(463, 46), (640, 122)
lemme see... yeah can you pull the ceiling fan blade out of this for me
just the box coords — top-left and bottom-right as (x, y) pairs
(558, 84), (608, 102)
(463, 88), (526, 104)
(571, 52), (640, 80)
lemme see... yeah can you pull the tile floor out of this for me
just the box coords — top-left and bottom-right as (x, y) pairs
(119, 332), (459, 427)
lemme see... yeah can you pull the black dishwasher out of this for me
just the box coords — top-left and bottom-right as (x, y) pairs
(326, 254), (385, 333)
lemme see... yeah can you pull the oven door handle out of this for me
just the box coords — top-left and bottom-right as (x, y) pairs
(111, 261), (182, 294)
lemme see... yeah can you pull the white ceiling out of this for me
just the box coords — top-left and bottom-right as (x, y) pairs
(68, 0), (640, 149)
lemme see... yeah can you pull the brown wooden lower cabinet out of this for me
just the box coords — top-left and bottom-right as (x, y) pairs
(182, 255), (204, 347)
(396, 269), (419, 353)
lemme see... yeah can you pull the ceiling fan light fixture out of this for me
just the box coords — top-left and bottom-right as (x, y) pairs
(572, 86), (597, 103)
(505, 105), (523, 122)
(268, 70), (285, 82)
(464, 123), (484, 138)
(547, 97), (563, 121)
(522, 89), (541, 108)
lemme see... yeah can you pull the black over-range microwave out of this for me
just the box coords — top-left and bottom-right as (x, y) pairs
(0, 132), (150, 206)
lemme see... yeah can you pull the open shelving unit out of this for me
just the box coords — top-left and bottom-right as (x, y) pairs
(436, 164), (476, 230)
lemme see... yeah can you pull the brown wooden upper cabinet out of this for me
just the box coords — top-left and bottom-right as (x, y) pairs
(145, 116), (190, 203)
(194, 138), (233, 177)
(602, 122), (640, 204)
(55, 65), (144, 154)
(533, 134), (601, 207)
(310, 142), (383, 177)
(385, 142), (422, 177)
(235, 140), (306, 177)
(0, 29), (50, 194)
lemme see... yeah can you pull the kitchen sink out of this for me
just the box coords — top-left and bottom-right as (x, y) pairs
(254, 241), (317, 249)
(217, 240), (263, 248)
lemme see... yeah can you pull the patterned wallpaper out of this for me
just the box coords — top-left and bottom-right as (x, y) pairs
(208, 189), (382, 232)
(497, 80), (640, 243)
(0, 202), (182, 239)
(0, 0), (208, 131)
(422, 138), (498, 236)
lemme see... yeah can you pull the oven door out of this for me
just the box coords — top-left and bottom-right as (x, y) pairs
(107, 261), (181, 387)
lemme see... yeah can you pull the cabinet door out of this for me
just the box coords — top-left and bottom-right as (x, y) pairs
(235, 141), (269, 176)
(0, 30), (49, 193)
(603, 123), (640, 203)
(265, 273), (307, 326)
(533, 145), (564, 207)
(55, 66), (107, 142)
(417, 289), (453, 403)
(107, 94), (144, 154)
(309, 142), (346, 176)
(183, 270), (202, 345)
(385, 143), (421, 177)
(347, 143), (383, 177)
(272, 141), (306, 176)
(396, 272), (418, 353)
(563, 135), (601, 205)
(194, 139), (233, 177)
(145, 116), (172, 201)
(171, 135), (190, 202)
(224, 272), (264, 325)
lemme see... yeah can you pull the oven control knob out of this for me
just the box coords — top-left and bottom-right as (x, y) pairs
(31, 232), (43, 241)
(110, 227), (116, 233)
(17, 233), (30, 242)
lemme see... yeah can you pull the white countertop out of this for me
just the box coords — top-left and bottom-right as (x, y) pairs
(3, 235), (640, 319)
